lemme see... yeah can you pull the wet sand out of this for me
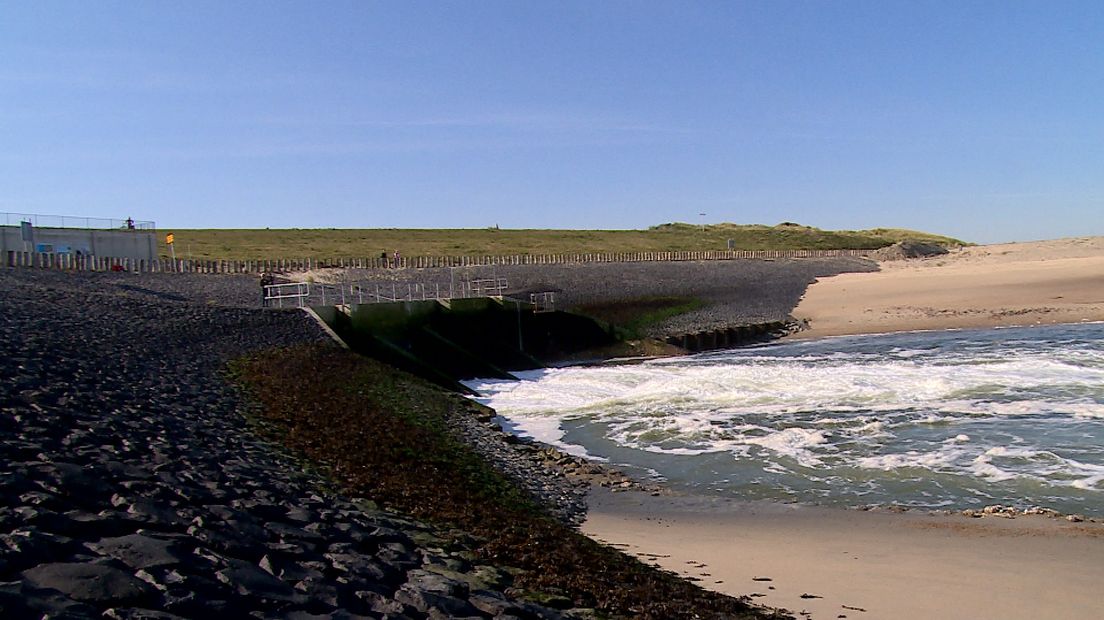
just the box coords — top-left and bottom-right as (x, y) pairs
(575, 236), (1104, 618)
(583, 489), (1104, 620)
(792, 236), (1104, 339)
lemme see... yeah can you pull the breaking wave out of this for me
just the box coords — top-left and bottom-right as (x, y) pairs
(468, 323), (1104, 516)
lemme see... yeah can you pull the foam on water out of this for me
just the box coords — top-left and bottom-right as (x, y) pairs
(466, 323), (1104, 516)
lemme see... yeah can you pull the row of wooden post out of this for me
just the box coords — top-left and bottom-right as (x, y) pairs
(7, 248), (871, 274)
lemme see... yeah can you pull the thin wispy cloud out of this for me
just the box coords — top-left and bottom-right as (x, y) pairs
(253, 111), (694, 136)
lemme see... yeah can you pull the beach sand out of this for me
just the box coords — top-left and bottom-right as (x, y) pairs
(583, 239), (1104, 618)
(792, 236), (1104, 338)
(584, 489), (1104, 620)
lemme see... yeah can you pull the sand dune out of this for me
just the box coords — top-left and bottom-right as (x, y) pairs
(792, 236), (1104, 338)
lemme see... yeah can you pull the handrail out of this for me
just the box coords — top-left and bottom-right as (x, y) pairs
(262, 277), (510, 308)
(1, 211), (156, 230)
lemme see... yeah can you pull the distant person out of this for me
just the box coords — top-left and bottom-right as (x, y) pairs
(392, 250), (401, 268)
(380, 251), (388, 267)
(260, 272), (275, 306)
(125, 217), (135, 230)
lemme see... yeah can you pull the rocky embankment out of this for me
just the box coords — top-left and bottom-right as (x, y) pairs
(341, 257), (877, 337)
(449, 401), (654, 527)
(0, 268), (617, 619)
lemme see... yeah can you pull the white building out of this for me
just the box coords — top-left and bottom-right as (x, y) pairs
(0, 212), (158, 261)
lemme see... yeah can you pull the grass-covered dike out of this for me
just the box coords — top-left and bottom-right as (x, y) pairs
(161, 222), (965, 260)
(232, 344), (786, 619)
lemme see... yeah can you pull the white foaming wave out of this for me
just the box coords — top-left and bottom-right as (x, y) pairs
(466, 335), (1104, 490)
(855, 420), (888, 434)
(474, 352), (1104, 427)
(1072, 407), (1104, 420)
(916, 413), (959, 425)
(468, 366), (672, 414)
(467, 371), (624, 458)
(889, 348), (929, 359)
(858, 446), (966, 471)
(743, 428), (831, 467)
(857, 446), (1039, 484)
(604, 415), (756, 456)
(1069, 464), (1104, 490)
(967, 455), (1020, 482)
(472, 376), (1096, 465)
(855, 444), (1104, 490)
(984, 446), (1041, 459)
(1043, 456), (1104, 491)
(602, 415), (834, 467)
(969, 447), (1072, 484)
(497, 413), (600, 460)
(940, 399), (1104, 419)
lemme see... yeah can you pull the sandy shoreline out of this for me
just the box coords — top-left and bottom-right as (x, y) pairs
(582, 238), (1104, 619)
(792, 236), (1104, 339)
(584, 489), (1104, 620)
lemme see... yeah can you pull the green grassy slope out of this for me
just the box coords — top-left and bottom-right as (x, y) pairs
(158, 222), (966, 260)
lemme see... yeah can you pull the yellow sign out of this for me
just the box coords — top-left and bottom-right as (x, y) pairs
(166, 233), (175, 245)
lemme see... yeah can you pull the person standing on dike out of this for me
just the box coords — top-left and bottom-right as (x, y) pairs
(259, 272), (275, 306)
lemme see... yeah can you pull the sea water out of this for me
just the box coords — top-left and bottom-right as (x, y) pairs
(466, 323), (1104, 517)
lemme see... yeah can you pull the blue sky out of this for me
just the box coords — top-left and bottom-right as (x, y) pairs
(2, 1), (1101, 243)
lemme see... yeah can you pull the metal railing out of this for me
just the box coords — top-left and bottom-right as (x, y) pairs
(467, 277), (509, 296)
(264, 277), (511, 308)
(530, 291), (557, 313)
(262, 282), (311, 308)
(1, 211), (156, 230)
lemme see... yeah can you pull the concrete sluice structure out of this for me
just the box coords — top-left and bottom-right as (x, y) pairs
(312, 297), (619, 393)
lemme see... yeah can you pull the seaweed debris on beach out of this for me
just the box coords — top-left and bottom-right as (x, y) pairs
(234, 343), (786, 619)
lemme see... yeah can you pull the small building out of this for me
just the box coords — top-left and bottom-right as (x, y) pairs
(0, 212), (158, 262)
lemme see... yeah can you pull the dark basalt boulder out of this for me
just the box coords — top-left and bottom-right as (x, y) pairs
(871, 241), (951, 261)
(22, 562), (155, 606)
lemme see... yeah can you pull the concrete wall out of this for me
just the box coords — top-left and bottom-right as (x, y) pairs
(0, 226), (157, 261)
(319, 298), (618, 391)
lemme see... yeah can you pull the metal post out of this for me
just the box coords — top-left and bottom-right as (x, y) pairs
(516, 300), (523, 352)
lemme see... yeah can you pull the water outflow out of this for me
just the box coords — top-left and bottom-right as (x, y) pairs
(467, 323), (1104, 517)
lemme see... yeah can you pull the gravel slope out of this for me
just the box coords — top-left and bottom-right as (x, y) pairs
(0, 268), (593, 619)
